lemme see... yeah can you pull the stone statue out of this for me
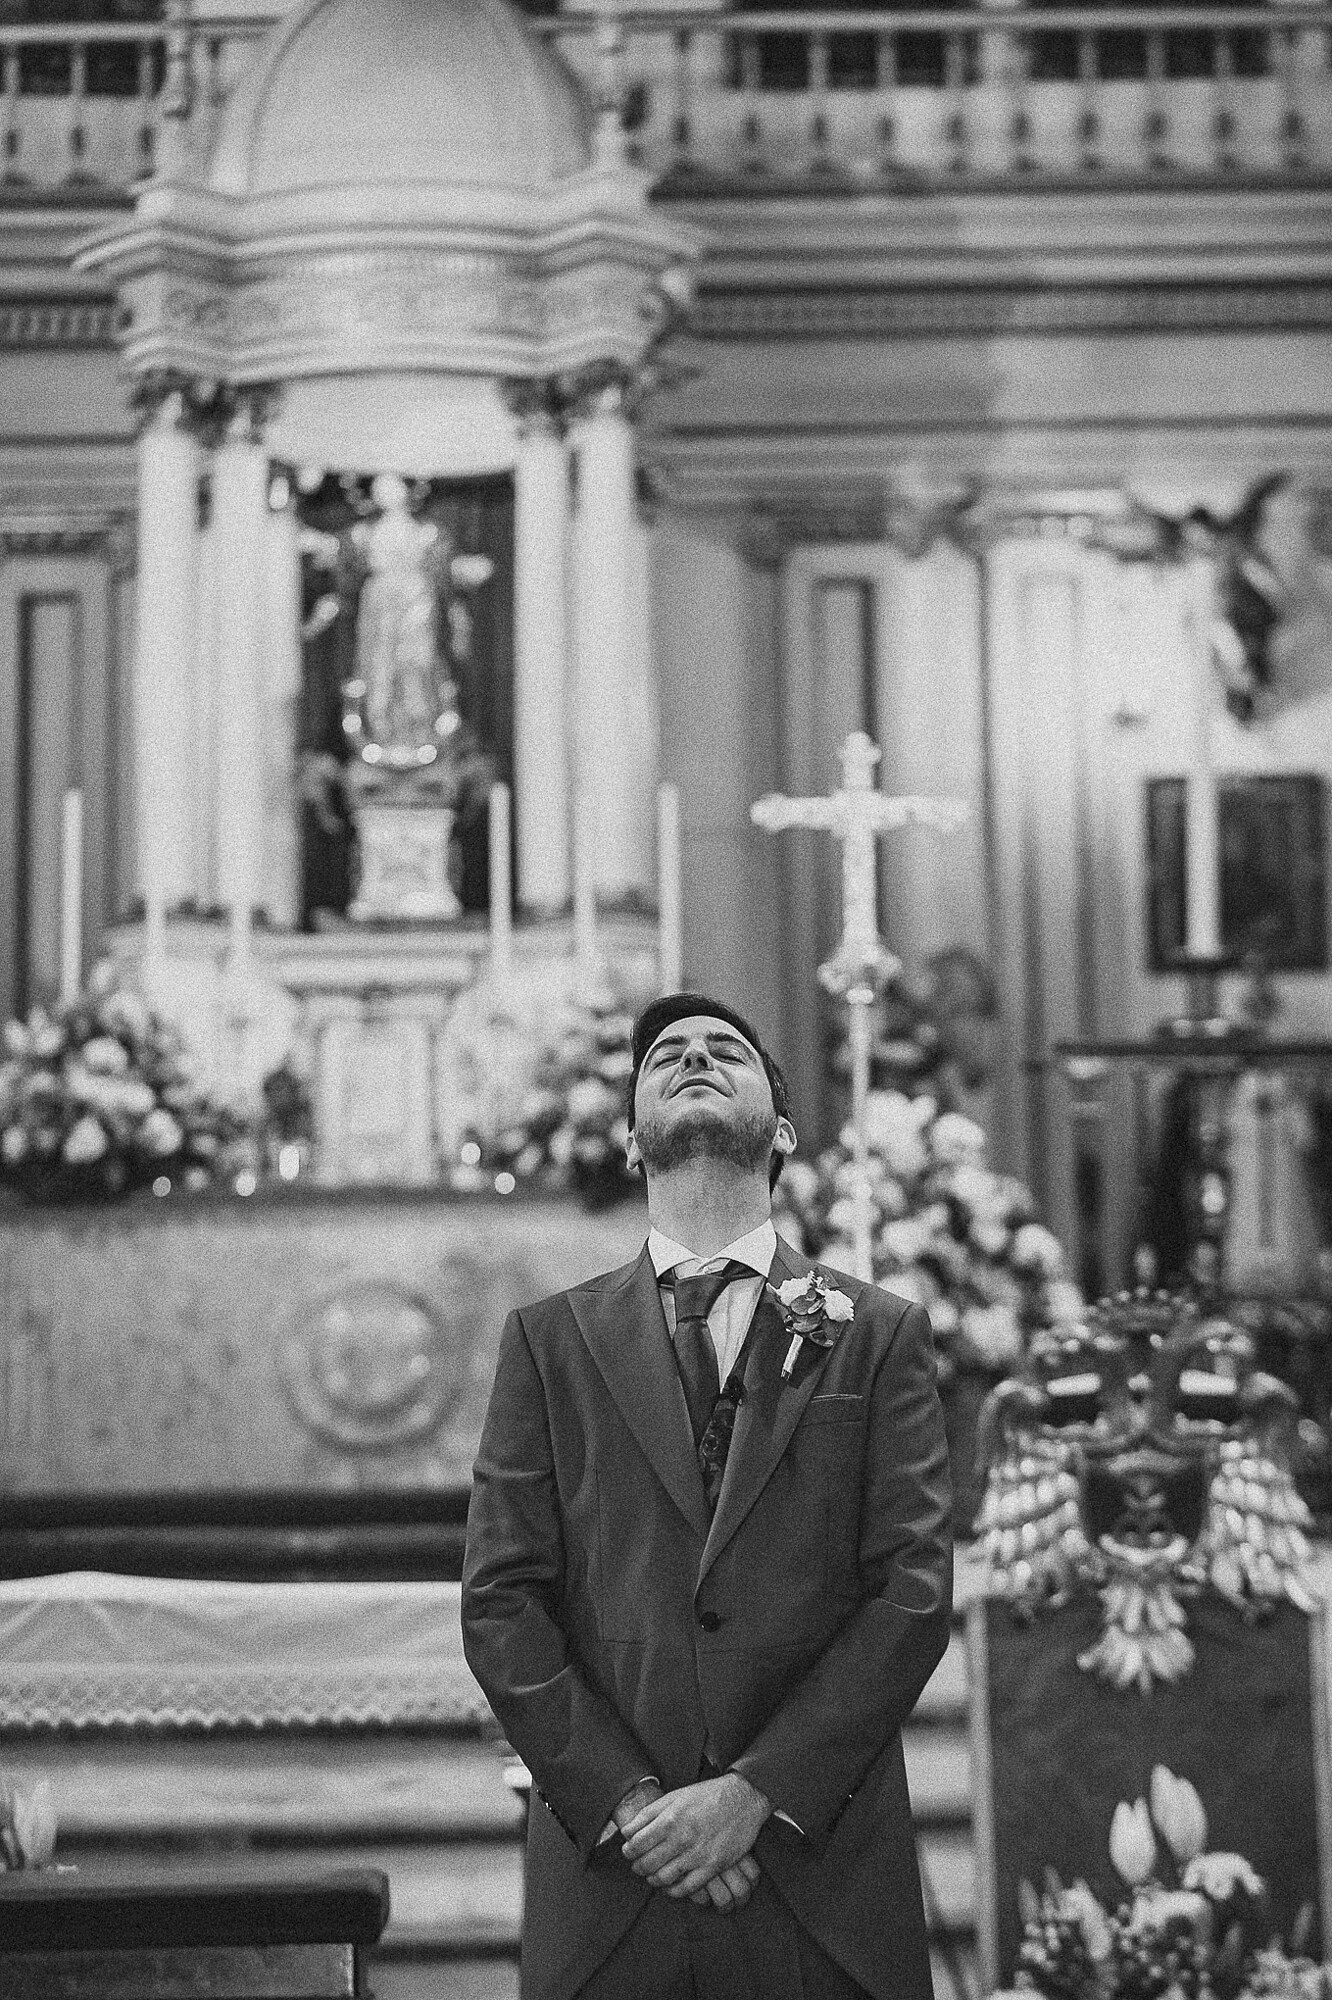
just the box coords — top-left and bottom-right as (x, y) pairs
(344, 473), (459, 771)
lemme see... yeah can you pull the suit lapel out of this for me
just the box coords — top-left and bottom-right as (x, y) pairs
(700, 1233), (836, 1581)
(569, 1246), (711, 1543)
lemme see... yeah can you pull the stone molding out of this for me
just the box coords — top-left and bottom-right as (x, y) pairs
(688, 278), (1332, 343)
(0, 294), (119, 349)
(0, 511), (136, 570)
(75, 173), (703, 391)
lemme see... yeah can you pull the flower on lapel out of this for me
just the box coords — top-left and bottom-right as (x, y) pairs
(774, 1272), (856, 1381)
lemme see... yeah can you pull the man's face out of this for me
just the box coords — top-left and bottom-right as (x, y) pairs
(628, 1015), (792, 1179)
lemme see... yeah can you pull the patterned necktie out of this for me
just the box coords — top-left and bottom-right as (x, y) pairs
(668, 1260), (750, 1447)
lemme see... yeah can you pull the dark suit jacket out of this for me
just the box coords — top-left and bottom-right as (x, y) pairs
(461, 1233), (953, 2000)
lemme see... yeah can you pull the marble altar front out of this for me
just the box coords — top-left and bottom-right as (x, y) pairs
(0, 1189), (646, 1496)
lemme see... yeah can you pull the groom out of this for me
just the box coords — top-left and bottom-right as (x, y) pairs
(462, 993), (952, 2000)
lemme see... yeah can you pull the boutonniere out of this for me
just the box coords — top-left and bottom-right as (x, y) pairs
(773, 1272), (856, 1381)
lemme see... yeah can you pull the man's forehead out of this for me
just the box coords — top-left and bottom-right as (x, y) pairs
(644, 1015), (761, 1060)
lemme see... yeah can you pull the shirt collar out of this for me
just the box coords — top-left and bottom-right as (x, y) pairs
(647, 1217), (777, 1281)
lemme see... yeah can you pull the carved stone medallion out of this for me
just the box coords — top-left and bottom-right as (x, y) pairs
(281, 1277), (464, 1450)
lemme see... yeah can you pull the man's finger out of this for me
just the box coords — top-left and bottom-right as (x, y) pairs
(719, 1864), (754, 1907)
(737, 1853), (761, 1885)
(665, 1862), (724, 1900)
(690, 1888), (712, 1908)
(704, 1876), (734, 1913)
(620, 1797), (671, 1840)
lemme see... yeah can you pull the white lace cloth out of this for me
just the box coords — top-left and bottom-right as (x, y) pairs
(0, 1572), (490, 1731)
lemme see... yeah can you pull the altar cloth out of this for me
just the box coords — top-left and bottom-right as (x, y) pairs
(0, 1572), (488, 1731)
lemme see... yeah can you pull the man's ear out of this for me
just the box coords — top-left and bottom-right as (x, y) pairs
(773, 1117), (797, 1158)
(625, 1128), (643, 1172)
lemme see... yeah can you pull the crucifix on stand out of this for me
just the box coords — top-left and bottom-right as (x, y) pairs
(752, 732), (967, 1281)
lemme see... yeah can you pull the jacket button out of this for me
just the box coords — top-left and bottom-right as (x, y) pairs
(697, 1610), (722, 1632)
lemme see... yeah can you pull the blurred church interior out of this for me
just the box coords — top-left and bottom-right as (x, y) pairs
(1, 0), (1332, 1989)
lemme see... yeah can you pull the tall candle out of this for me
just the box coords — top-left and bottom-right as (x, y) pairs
(489, 781), (514, 987)
(59, 787), (83, 1005)
(573, 790), (597, 977)
(1185, 560), (1222, 960)
(657, 782), (682, 992)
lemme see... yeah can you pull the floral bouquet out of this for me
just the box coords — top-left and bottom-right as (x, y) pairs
(0, 1775), (56, 1870)
(773, 1088), (1082, 1382)
(1007, 1767), (1322, 2000)
(0, 961), (250, 1203)
(483, 986), (640, 1209)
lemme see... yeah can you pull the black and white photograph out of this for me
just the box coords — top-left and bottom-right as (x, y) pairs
(0, 0), (1330, 1994)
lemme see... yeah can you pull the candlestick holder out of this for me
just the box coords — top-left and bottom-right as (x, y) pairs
(1157, 954), (1241, 1042)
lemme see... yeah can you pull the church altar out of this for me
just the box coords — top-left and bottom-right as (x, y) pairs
(0, 1570), (487, 1732)
(0, 1187), (646, 1502)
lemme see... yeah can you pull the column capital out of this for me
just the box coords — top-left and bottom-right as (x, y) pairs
(128, 373), (282, 450)
(560, 360), (643, 426)
(501, 376), (567, 439)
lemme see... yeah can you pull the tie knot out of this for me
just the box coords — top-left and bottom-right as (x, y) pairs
(670, 1259), (751, 1327)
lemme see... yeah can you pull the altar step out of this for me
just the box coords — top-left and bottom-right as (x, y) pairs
(10, 1625), (977, 2000)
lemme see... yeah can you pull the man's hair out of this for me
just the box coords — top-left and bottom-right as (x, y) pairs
(626, 991), (792, 1190)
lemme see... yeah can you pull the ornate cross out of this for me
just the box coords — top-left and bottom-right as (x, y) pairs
(752, 732), (966, 1280)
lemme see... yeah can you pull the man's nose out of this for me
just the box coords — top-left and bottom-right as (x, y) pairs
(678, 1039), (716, 1073)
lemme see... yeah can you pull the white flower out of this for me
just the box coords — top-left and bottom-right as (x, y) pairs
(1182, 1852), (1264, 1901)
(2, 1022), (29, 1057)
(880, 1217), (933, 1266)
(1045, 1279), (1086, 1324)
(963, 1303), (1023, 1368)
(548, 1126), (575, 1168)
(779, 1159), (819, 1209)
(1150, 1767), (1208, 1865)
(80, 1035), (130, 1076)
(139, 1108), (183, 1157)
(62, 1115), (108, 1165)
(1010, 1222), (1067, 1277)
(777, 1277), (811, 1307)
(1063, 1881), (1112, 1962)
(11, 1781), (56, 1868)
(1110, 1798), (1158, 1886)
(97, 990), (150, 1041)
(930, 1111), (987, 1165)
(971, 1219), (1012, 1258)
(822, 1286), (855, 1322)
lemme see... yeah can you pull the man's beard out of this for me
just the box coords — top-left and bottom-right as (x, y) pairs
(634, 1100), (777, 1177)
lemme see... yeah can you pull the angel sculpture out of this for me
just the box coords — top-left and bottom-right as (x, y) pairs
(1086, 475), (1288, 722)
(976, 1291), (1316, 1694)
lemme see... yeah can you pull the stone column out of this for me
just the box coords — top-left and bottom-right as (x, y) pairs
(571, 373), (656, 902)
(512, 387), (571, 913)
(132, 387), (200, 944)
(210, 396), (269, 957)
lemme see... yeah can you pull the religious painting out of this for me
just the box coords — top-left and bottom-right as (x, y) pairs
(968, 1593), (1332, 1988)
(292, 469), (514, 930)
(1145, 774), (1328, 971)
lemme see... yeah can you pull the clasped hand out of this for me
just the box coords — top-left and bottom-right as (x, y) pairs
(616, 1774), (771, 1913)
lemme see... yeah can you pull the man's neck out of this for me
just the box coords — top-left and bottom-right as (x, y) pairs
(646, 1160), (772, 1259)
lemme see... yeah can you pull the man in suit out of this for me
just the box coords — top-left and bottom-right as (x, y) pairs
(462, 993), (953, 1999)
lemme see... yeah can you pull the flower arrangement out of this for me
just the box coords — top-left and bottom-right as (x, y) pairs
(0, 1775), (55, 1869)
(1007, 1767), (1324, 2000)
(0, 961), (250, 1203)
(481, 986), (640, 1209)
(772, 1088), (1082, 1382)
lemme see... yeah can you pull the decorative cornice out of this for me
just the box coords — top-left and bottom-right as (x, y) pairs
(0, 294), (118, 349)
(687, 278), (1332, 343)
(0, 511), (136, 569)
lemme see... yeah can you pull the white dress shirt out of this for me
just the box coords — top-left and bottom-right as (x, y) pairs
(647, 1218), (776, 1385)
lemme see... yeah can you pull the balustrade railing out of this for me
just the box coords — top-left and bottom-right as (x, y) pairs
(0, 4), (1328, 197)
